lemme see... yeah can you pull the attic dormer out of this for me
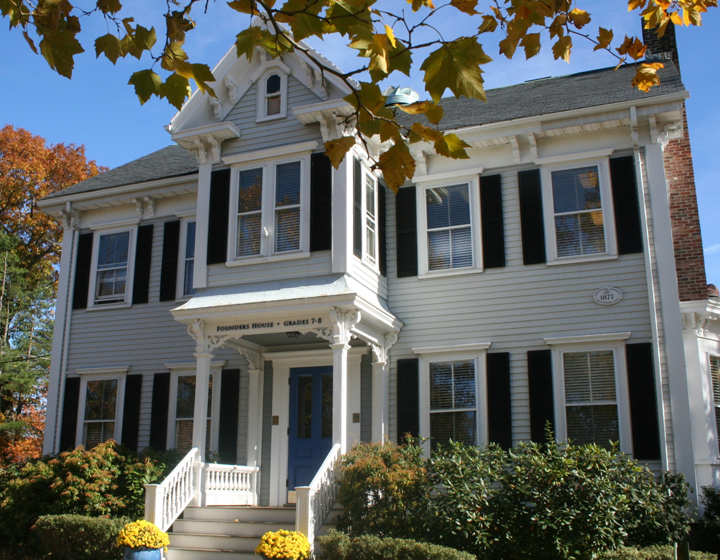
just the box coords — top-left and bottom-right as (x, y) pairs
(251, 60), (291, 123)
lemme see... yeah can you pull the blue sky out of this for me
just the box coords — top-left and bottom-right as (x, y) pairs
(0, 2), (717, 283)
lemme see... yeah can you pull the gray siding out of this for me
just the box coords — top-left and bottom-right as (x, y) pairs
(236, 368), (250, 465)
(207, 252), (333, 288)
(223, 76), (324, 157)
(260, 361), (274, 506)
(386, 167), (654, 444)
(360, 353), (372, 442)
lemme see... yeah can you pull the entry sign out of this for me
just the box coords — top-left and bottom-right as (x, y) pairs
(212, 315), (329, 335)
(593, 287), (623, 306)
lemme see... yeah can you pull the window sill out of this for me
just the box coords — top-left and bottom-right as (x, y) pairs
(546, 254), (618, 267)
(87, 301), (131, 311)
(225, 251), (311, 267)
(256, 113), (287, 124)
(418, 266), (483, 280)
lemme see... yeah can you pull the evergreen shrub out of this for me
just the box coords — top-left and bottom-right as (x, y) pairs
(34, 514), (132, 560)
(596, 546), (717, 560)
(336, 438), (691, 560)
(697, 485), (720, 554)
(316, 530), (475, 560)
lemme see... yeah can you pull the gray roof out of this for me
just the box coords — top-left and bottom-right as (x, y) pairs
(46, 63), (684, 201)
(398, 62), (685, 131)
(43, 145), (198, 200)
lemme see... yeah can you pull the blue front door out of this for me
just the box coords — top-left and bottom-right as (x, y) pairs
(288, 366), (333, 489)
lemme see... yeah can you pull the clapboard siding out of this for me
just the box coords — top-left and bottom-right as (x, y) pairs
(67, 221), (244, 451)
(222, 77), (323, 158)
(351, 257), (388, 300)
(206, 252), (332, 288)
(236, 368), (250, 465)
(386, 167), (654, 444)
(360, 353), (372, 442)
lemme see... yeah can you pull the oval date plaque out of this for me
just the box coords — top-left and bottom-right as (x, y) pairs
(593, 287), (623, 306)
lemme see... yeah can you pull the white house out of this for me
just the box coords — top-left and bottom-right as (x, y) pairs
(38, 20), (720, 558)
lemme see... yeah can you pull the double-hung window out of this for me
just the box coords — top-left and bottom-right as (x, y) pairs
(546, 333), (632, 453)
(255, 66), (288, 122)
(352, 157), (379, 266)
(539, 151), (616, 263)
(416, 174), (482, 277)
(227, 149), (311, 264)
(183, 221), (197, 296)
(75, 367), (127, 448)
(414, 343), (490, 453)
(95, 231), (130, 304)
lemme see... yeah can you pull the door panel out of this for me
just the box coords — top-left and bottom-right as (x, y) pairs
(288, 366), (333, 489)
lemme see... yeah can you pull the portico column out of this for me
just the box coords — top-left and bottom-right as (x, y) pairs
(331, 341), (350, 453)
(193, 351), (213, 460)
(371, 333), (398, 443)
(327, 308), (361, 454)
(246, 368), (264, 467)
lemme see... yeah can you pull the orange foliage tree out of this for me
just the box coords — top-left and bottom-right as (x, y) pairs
(0, 125), (105, 465)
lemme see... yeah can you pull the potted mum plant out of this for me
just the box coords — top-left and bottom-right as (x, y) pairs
(117, 520), (170, 560)
(255, 529), (310, 560)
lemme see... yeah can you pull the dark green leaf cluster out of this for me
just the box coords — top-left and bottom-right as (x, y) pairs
(696, 485), (720, 554)
(34, 514), (133, 560)
(0, 441), (165, 551)
(316, 530), (476, 560)
(335, 438), (691, 560)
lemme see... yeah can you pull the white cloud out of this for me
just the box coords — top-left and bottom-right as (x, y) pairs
(705, 245), (720, 255)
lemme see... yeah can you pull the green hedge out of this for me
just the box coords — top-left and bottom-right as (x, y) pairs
(316, 530), (475, 560)
(34, 514), (133, 560)
(596, 546), (717, 560)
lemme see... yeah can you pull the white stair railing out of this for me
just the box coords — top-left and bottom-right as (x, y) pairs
(204, 464), (259, 506)
(295, 443), (342, 547)
(145, 447), (201, 532)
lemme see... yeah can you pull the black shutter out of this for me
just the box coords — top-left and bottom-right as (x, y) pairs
(310, 152), (333, 252)
(149, 373), (171, 450)
(396, 186), (418, 278)
(353, 157), (362, 258)
(610, 156), (644, 255)
(59, 377), (81, 451)
(480, 174), (506, 268)
(378, 181), (387, 276)
(159, 220), (181, 302)
(207, 168), (231, 265)
(121, 374), (143, 452)
(518, 169), (547, 265)
(528, 349), (554, 442)
(132, 225), (154, 305)
(626, 342), (661, 460)
(218, 369), (241, 464)
(396, 358), (419, 442)
(72, 232), (94, 310)
(487, 352), (512, 449)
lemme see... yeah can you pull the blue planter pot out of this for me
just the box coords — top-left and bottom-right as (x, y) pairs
(123, 547), (163, 560)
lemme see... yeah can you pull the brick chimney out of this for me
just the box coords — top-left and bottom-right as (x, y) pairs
(643, 20), (708, 301)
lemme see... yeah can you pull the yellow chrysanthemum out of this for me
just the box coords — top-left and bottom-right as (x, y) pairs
(117, 520), (170, 551)
(255, 529), (310, 559)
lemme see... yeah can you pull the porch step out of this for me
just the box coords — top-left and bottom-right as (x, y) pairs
(167, 506), (298, 560)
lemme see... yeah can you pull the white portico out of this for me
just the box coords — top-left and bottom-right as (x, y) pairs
(170, 274), (401, 503)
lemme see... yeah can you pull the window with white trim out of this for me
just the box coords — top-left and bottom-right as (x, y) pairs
(563, 350), (618, 448)
(416, 175), (482, 277)
(265, 74), (282, 116)
(228, 156), (310, 263)
(546, 333), (631, 453)
(540, 153), (616, 263)
(710, 355), (720, 455)
(95, 231), (131, 304)
(429, 360), (477, 451)
(256, 69), (288, 122)
(83, 379), (118, 448)
(415, 343), (490, 453)
(353, 158), (379, 266)
(75, 367), (127, 448)
(183, 221), (197, 296)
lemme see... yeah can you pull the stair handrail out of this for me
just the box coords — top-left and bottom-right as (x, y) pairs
(144, 447), (201, 532)
(295, 443), (342, 547)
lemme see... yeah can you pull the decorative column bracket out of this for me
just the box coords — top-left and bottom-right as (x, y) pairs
(188, 319), (231, 354)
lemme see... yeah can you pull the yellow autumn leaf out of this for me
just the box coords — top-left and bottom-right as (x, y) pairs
(594, 27), (614, 50)
(552, 35), (572, 62)
(568, 8), (591, 29)
(378, 142), (416, 192)
(521, 33), (541, 59)
(632, 62), (664, 92)
(449, 0), (479, 15)
(627, 0), (647, 11)
(324, 137), (356, 169)
(384, 24), (396, 48)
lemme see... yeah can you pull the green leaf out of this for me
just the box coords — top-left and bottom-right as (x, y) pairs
(189, 63), (216, 95)
(434, 133), (470, 159)
(38, 29), (85, 79)
(128, 69), (162, 104)
(235, 26), (265, 60)
(420, 37), (491, 104)
(227, 0), (258, 15)
(95, 33), (122, 64)
(97, 0), (122, 14)
(133, 25), (156, 52)
(159, 73), (192, 110)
